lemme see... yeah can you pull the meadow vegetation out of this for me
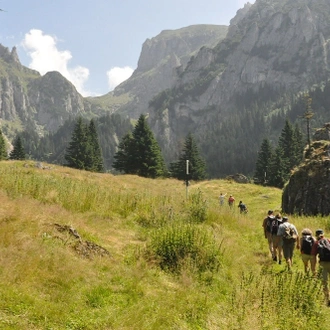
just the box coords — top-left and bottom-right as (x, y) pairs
(0, 160), (329, 329)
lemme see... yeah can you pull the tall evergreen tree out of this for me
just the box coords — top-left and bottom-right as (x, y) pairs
(64, 117), (89, 170)
(0, 129), (7, 160)
(9, 136), (26, 160)
(86, 119), (104, 172)
(302, 93), (314, 147)
(170, 133), (206, 181)
(254, 138), (273, 185)
(267, 146), (286, 188)
(292, 123), (305, 165)
(112, 133), (135, 174)
(278, 119), (294, 175)
(113, 114), (166, 178)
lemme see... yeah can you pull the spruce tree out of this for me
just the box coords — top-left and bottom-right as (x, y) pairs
(0, 129), (7, 160)
(254, 138), (273, 185)
(278, 119), (294, 175)
(65, 117), (89, 170)
(170, 133), (206, 181)
(113, 114), (166, 178)
(86, 119), (104, 172)
(112, 133), (134, 174)
(267, 146), (286, 188)
(292, 123), (304, 165)
(131, 114), (166, 178)
(9, 136), (26, 160)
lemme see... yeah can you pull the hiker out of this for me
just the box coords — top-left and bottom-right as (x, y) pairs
(228, 195), (235, 208)
(238, 201), (248, 214)
(262, 210), (275, 260)
(276, 216), (300, 271)
(311, 229), (330, 306)
(219, 193), (227, 206)
(300, 228), (315, 273)
(272, 213), (283, 264)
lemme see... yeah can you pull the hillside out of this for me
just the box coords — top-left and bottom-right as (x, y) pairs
(0, 160), (329, 329)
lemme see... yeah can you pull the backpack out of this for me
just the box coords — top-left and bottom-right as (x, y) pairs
(266, 215), (275, 232)
(270, 218), (280, 235)
(301, 235), (314, 255)
(317, 238), (330, 262)
(283, 224), (297, 241)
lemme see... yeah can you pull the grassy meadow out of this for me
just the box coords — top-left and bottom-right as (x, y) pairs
(0, 160), (329, 329)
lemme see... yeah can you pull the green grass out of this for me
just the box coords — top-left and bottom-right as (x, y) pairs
(0, 160), (328, 329)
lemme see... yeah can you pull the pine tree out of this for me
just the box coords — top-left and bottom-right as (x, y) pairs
(113, 114), (166, 178)
(302, 93), (314, 147)
(86, 119), (104, 172)
(9, 136), (26, 160)
(170, 133), (206, 181)
(292, 123), (304, 165)
(64, 117), (89, 170)
(0, 129), (7, 160)
(254, 138), (273, 185)
(112, 133), (135, 174)
(278, 119), (294, 174)
(267, 146), (287, 188)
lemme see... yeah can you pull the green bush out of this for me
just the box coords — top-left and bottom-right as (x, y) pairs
(148, 224), (222, 273)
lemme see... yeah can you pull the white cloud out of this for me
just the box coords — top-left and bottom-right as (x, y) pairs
(107, 66), (134, 91)
(21, 29), (90, 96)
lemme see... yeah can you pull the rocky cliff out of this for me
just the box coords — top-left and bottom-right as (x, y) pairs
(93, 25), (228, 118)
(147, 0), (330, 167)
(0, 44), (95, 137)
(282, 123), (330, 216)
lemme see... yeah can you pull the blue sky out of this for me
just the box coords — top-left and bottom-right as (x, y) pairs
(0, 0), (255, 97)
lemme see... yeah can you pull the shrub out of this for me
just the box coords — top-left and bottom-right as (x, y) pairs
(147, 224), (222, 273)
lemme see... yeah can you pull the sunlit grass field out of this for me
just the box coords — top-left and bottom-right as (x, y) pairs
(0, 160), (329, 329)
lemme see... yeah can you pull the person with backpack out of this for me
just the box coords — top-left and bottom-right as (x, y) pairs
(238, 201), (248, 214)
(311, 229), (330, 306)
(228, 195), (235, 208)
(300, 228), (315, 273)
(272, 213), (282, 264)
(276, 216), (300, 271)
(262, 210), (275, 260)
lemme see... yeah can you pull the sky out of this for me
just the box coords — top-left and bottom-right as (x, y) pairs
(0, 0), (255, 97)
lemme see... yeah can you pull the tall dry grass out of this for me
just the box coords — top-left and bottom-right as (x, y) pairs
(0, 160), (328, 329)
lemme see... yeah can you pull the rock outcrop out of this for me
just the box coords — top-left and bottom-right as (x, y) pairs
(282, 124), (330, 215)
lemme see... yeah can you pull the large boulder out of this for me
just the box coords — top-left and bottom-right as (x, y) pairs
(282, 139), (330, 216)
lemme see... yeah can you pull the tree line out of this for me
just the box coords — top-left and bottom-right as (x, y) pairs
(0, 114), (207, 182)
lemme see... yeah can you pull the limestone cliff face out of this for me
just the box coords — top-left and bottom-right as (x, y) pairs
(97, 25), (228, 118)
(282, 124), (330, 216)
(0, 45), (91, 135)
(148, 0), (330, 159)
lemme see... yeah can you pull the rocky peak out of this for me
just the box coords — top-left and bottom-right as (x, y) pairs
(0, 44), (21, 65)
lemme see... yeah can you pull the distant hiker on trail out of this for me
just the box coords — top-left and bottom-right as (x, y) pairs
(219, 193), (227, 206)
(276, 216), (300, 271)
(238, 201), (248, 214)
(311, 229), (330, 306)
(262, 210), (275, 260)
(228, 195), (235, 208)
(300, 228), (316, 273)
(272, 213), (283, 264)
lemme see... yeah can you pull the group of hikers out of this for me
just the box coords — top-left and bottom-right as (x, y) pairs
(219, 193), (248, 214)
(262, 210), (330, 306)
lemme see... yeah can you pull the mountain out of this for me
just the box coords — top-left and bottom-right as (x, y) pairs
(2, 0), (330, 177)
(88, 24), (228, 118)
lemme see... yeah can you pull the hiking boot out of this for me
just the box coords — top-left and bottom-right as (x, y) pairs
(273, 256), (277, 262)
(278, 260), (282, 265)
